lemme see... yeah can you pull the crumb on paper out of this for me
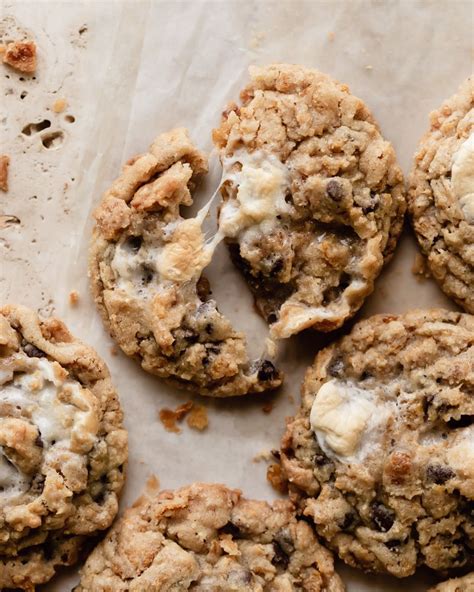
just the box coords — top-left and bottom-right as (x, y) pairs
(262, 401), (273, 414)
(3, 40), (36, 74)
(412, 252), (431, 279)
(365, 64), (373, 70)
(327, 31), (335, 42)
(288, 393), (295, 404)
(253, 449), (273, 463)
(0, 214), (20, 229)
(69, 290), (79, 306)
(267, 463), (288, 494)
(186, 404), (208, 431)
(0, 155), (10, 192)
(110, 345), (119, 356)
(159, 401), (194, 433)
(53, 98), (67, 113)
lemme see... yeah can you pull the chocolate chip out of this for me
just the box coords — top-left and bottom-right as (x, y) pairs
(205, 323), (213, 335)
(272, 541), (289, 569)
(125, 235), (142, 252)
(340, 511), (356, 529)
(447, 415), (473, 429)
(35, 432), (43, 448)
(327, 356), (344, 378)
(314, 452), (329, 466)
(220, 522), (241, 537)
(372, 502), (395, 532)
(141, 265), (154, 285)
(270, 258), (284, 276)
(257, 360), (277, 382)
(326, 179), (342, 201)
(22, 342), (46, 358)
(385, 539), (401, 551)
(426, 464), (455, 484)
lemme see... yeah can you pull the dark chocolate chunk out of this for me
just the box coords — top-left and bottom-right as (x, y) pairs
(426, 464), (455, 485)
(372, 502), (395, 532)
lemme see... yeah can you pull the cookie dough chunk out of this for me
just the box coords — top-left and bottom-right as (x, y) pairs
(76, 481), (344, 591)
(280, 309), (474, 578)
(409, 77), (474, 313)
(213, 64), (405, 338)
(89, 128), (281, 397)
(428, 573), (474, 592)
(0, 305), (127, 590)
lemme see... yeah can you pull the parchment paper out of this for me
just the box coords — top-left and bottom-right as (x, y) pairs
(1, 1), (473, 590)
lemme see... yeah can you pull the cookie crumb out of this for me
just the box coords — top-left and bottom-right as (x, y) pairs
(288, 393), (295, 404)
(0, 155), (10, 192)
(365, 64), (373, 70)
(186, 404), (208, 431)
(327, 31), (335, 42)
(0, 44), (6, 55)
(110, 345), (119, 356)
(3, 40), (37, 74)
(262, 401), (273, 414)
(159, 401), (194, 433)
(253, 449), (273, 463)
(267, 463), (288, 494)
(69, 290), (79, 306)
(412, 252), (431, 279)
(53, 98), (67, 113)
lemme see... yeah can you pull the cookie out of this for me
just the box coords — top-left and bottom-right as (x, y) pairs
(408, 77), (474, 313)
(213, 64), (406, 338)
(0, 305), (127, 590)
(428, 573), (474, 592)
(280, 309), (474, 578)
(75, 481), (344, 591)
(89, 127), (282, 397)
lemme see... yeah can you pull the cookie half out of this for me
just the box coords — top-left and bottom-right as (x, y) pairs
(213, 64), (406, 338)
(0, 305), (127, 590)
(89, 128), (282, 397)
(428, 573), (474, 592)
(409, 77), (474, 312)
(76, 481), (344, 591)
(280, 309), (473, 577)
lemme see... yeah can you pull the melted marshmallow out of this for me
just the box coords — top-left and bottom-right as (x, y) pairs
(0, 358), (98, 503)
(219, 150), (291, 238)
(310, 379), (392, 463)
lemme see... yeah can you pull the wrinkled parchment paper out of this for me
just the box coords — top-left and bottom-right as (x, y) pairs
(1, 1), (473, 589)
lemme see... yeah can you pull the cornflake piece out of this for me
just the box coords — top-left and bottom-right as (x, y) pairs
(3, 40), (37, 74)
(186, 404), (208, 431)
(69, 290), (80, 306)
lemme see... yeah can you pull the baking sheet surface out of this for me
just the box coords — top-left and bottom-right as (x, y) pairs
(1, 1), (472, 590)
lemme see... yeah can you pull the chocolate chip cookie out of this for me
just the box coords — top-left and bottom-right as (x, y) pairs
(75, 481), (344, 591)
(213, 64), (406, 338)
(428, 573), (474, 592)
(89, 128), (281, 397)
(0, 305), (127, 590)
(280, 309), (473, 578)
(409, 77), (474, 313)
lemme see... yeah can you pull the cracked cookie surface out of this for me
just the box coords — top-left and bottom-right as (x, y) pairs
(409, 77), (474, 313)
(76, 481), (344, 591)
(280, 309), (474, 578)
(89, 128), (282, 397)
(213, 64), (405, 338)
(0, 305), (127, 590)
